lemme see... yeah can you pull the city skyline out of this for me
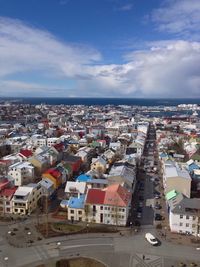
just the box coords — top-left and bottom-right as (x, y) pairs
(0, 0), (200, 98)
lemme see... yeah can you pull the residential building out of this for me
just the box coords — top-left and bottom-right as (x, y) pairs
(162, 161), (191, 198)
(12, 183), (43, 215)
(168, 193), (200, 236)
(85, 183), (131, 226)
(63, 194), (86, 222)
(8, 162), (35, 186)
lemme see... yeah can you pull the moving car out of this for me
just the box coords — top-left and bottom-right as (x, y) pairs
(145, 233), (158, 245)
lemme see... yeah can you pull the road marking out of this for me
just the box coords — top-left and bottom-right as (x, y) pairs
(60, 243), (113, 250)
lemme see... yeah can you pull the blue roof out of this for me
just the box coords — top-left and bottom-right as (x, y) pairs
(160, 152), (168, 158)
(188, 163), (200, 172)
(76, 174), (92, 182)
(68, 195), (85, 209)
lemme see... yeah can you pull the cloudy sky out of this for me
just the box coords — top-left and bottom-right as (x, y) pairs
(0, 0), (200, 98)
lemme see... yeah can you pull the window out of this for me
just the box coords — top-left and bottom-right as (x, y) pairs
(100, 206), (103, 210)
(70, 210), (74, 214)
(193, 216), (196, 220)
(78, 211), (82, 215)
(105, 207), (107, 210)
(192, 224), (196, 228)
(6, 201), (10, 205)
(93, 205), (96, 212)
(122, 209), (125, 212)
(186, 223), (189, 227)
(179, 223), (183, 226)
(180, 215), (183, 219)
(6, 208), (10, 212)
(186, 215), (189, 220)
(108, 207), (110, 210)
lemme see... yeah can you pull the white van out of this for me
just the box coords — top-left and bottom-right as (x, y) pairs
(145, 233), (158, 245)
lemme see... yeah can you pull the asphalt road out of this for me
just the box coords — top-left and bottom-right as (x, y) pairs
(1, 228), (200, 267)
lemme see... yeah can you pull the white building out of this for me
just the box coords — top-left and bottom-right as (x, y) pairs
(8, 162), (35, 186)
(85, 183), (131, 226)
(168, 195), (200, 236)
(12, 183), (43, 215)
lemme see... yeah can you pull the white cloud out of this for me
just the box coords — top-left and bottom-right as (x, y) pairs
(0, 17), (200, 98)
(152, 0), (200, 38)
(0, 17), (101, 78)
(78, 40), (200, 98)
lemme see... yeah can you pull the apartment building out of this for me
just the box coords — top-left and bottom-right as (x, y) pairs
(85, 183), (131, 226)
(12, 183), (42, 215)
(8, 162), (35, 186)
(162, 161), (191, 198)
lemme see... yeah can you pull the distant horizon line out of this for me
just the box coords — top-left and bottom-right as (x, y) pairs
(1, 96), (200, 100)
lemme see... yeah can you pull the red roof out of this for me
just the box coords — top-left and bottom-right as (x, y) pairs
(19, 149), (33, 158)
(86, 189), (105, 205)
(0, 160), (12, 165)
(45, 168), (61, 179)
(0, 179), (10, 190)
(54, 143), (64, 152)
(0, 187), (17, 197)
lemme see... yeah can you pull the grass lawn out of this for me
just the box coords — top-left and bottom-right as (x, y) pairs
(52, 223), (84, 233)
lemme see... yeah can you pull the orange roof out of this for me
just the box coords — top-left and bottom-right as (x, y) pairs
(103, 184), (131, 207)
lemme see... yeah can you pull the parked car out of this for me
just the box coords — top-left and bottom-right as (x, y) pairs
(154, 204), (162, 209)
(145, 233), (158, 246)
(137, 207), (142, 213)
(154, 194), (160, 199)
(155, 213), (162, 221)
(139, 195), (144, 201)
(138, 201), (143, 207)
(137, 212), (142, 218)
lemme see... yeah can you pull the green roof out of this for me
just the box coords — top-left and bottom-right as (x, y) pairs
(166, 190), (179, 201)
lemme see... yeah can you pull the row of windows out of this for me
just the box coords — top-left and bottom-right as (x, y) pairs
(100, 206), (125, 212)
(104, 214), (124, 219)
(179, 222), (196, 228)
(180, 215), (196, 220)
(70, 210), (82, 215)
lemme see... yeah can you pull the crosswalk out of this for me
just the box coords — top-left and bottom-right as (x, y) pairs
(129, 254), (163, 267)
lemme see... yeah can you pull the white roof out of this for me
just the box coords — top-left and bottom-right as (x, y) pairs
(65, 181), (86, 194)
(14, 186), (33, 196)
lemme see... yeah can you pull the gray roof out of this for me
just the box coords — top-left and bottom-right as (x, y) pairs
(170, 197), (200, 216)
(165, 161), (191, 180)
